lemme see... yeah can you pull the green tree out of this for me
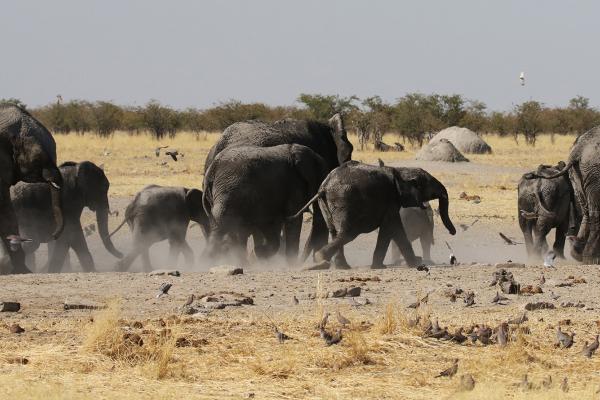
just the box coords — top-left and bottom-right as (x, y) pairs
(92, 101), (123, 137)
(142, 100), (178, 140)
(0, 98), (27, 108)
(297, 94), (358, 121)
(515, 101), (544, 145)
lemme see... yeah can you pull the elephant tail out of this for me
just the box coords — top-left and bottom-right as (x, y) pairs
(288, 191), (324, 220)
(534, 179), (557, 219)
(109, 218), (128, 238)
(524, 161), (574, 180)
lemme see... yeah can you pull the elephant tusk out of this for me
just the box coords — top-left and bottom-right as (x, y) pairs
(48, 181), (61, 190)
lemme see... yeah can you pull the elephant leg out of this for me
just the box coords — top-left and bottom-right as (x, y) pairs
(421, 236), (432, 263)
(553, 218), (568, 259)
(71, 229), (96, 272)
(390, 215), (420, 267)
(389, 242), (403, 264)
(115, 245), (142, 272)
(22, 241), (40, 272)
(519, 215), (535, 258)
(141, 248), (153, 272)
(533, 221), (551, 258)
(47, 241), (70, 274)
(254, 226), (280, 260)
(372, 222), (393, 269)
(284, 218), (302, 266)
(315, 230), (358, 267)
(0, 187), (31, 274)
(583, 208), (600, 264)
(180, 240), (194, 267)
(300, 205), (329, 263)
(168, 239), (181, 266)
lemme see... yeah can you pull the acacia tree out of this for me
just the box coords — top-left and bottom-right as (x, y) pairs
(142, 100), (178, 140)
(515, 101), (544, 145)
(296, 94), (358, 121)
(92, 101), (123, 137)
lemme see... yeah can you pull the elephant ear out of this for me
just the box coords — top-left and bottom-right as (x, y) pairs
(185, 188), (209, 235)
(391, 169), (422, 208)
(328, 113), (353, 165)
(290, 145), (328, 195)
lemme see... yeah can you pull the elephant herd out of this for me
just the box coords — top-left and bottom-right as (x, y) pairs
(3, 101), (600, 274)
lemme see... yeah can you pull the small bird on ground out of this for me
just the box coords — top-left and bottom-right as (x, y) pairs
(165, 150), (182, 161)
(445, 241), (457, 265)
(156, 282), (172, 298)
(84, 224), (96, 237)
(507, 312), (528, 325)
(492, 291), (509, 304)
(275, 327), (293, 343)
(109, 210), (119, 217)
(319, 312), (330, 329)
(320, 327), (342, 346)
(450, 327), (467, 344)
(520, 210), (538, 220)
(549, 290), (561, 301)
(154, 145), (169, 157)
(459, 219), (479, 232)
(408, 292), (430, 309)
(183, 294), (195, 308)
(336, 310), (351, 327)
(435, 359), (458, 378)
(464, 291), (475, 307)
(499, 232), (522, 245)
(556, 327), (575, 348)
(6, 235), (33, 252)
(544, 251), (557, 267)
(560, 377), (569, 393)
(582, 335), (599, 358)
(539, 273), (546, 285)
(496, 322), (508, 347)
(292, 295), (299, 305)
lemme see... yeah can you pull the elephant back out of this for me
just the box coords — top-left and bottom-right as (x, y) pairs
(0, 105), (57, 163)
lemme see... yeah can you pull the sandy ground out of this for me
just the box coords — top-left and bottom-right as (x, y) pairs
(3, 156), (599, 399)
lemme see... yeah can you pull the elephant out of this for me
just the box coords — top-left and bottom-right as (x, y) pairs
(518, 162), (574, 260)
(204, 114), (353, 257)
(290, 161), (456, 269)
(389, 204), (435, 264)
(0, 105), (64, 274)
(111, 185), (208, 272)
(10, 161), (122, 273)
(202, 144), (329, 265)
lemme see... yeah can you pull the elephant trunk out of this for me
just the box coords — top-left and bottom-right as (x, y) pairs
(97, 204), (123, 259)
(44, 166), (64, 240)
(438, 194), (456, 235)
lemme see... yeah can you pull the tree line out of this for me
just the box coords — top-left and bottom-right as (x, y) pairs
(2, 94), (599, 146)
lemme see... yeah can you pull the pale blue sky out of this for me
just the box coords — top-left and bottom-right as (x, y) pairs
(2, 1), (599, 110)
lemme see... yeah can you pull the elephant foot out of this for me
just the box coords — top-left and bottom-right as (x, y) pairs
(370, 264), (387, 270)
(582, 256), (600, 265)
(304, 261), (331, 271)
(12, 266), (32, 274)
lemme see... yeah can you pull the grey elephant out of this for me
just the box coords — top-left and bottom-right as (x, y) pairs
(291, 161), (456, 269)
(203, 144), (329, 265)
(111, 185), (208, 271)
(389, 205), (435, 264)
(0, 105), (64, 274)
(204, 114), (353, 256)
(10, 161), (122, 273)
(518, 162), (574, 260)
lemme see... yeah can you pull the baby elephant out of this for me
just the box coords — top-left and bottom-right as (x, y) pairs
(111, 185), (209, 271)
(291, 161), (456, 269)
(390, 204), (435, 264)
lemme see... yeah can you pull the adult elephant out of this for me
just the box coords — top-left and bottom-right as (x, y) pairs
(11, 161), (122, 273)
(0, 105), (64, 274)
(112, 185), (208, 272)
(290, 161), (456, 269)
(525, 126), (600, 263)
(203, 144), (329, 265)
(204, 114), (353, 257)
(518, 162), (574, 260)
(389, 204), (435, 264)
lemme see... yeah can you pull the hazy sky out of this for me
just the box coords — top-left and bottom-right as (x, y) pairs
(2, 1), (599, 111)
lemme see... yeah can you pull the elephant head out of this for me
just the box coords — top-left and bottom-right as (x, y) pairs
(184, 188), (209, 238)
(67, 161), (122, 259)
(328, 113), (353, 166)
(392, 167), (456, 235)
(0, 105), (64, 239)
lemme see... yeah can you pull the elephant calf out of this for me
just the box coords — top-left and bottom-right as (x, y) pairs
(111, 185), (208, 272)
(291, 161), (456, 269)
(11, 161), (122, 273)
(518, 162), (574, 260)
(390, 204), (435, 264)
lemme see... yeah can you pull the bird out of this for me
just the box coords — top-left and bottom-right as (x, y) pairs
(464, 291), (475, 307)
(450, 327), (467, 344)
(6, 235), (33, 252)
(292, 296), (299, 305)
(156, 282), (172, 298)
(275, 327), (293, 344)
(560, 377), (569, 393)
(165, 150), (182, 161)
(154, 145), (169, 157)
(499, 232), (522, 245)
(519, 210), (538, 220)
(582, 335), (599, 358)
(492, 291), (509, 304)
(319, 312), (330, 329)
(320, 327), (342, 346)
(435, 359), (458, 378)
(109, 210), (119, 218)
(544, 251), (557, 268)
(549, 290), (560, 301)
(84, 224), (96, 237)
(496, 322), (508, 347)
(406, 314), (421, 328)
(378, 158), (385, 167)
(183, 294), (195, 308)
(445, 241), (457, 265)
(336, 310), (351, 327)
(539, 273), (546, 285)
(459, 219), (480, 232)
(507, 312), (528, 325)
(556, 327), (575, 349)
(519, 71), (525, 86)
(408, 292), (430, 309)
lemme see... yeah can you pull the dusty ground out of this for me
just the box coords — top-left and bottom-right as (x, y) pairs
(3, 132), (599, 399)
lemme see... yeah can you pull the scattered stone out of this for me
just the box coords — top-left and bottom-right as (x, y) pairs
(524, 302), (555, 311)
(520, 285), (543, 295)
(64, 298), (106, 310)
(209, 265), (243, 276)
(149, 269), (180, 277)
(0, 302), (21, 312)
(9, 324), (24, 334)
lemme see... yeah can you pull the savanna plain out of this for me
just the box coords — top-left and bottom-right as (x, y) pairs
(3, 132), (600, 399)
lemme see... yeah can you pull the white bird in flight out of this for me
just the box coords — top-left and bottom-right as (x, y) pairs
(519, 72), (525, 86)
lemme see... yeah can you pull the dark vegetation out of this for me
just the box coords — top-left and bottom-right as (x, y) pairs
(1, 94), (599, 146)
